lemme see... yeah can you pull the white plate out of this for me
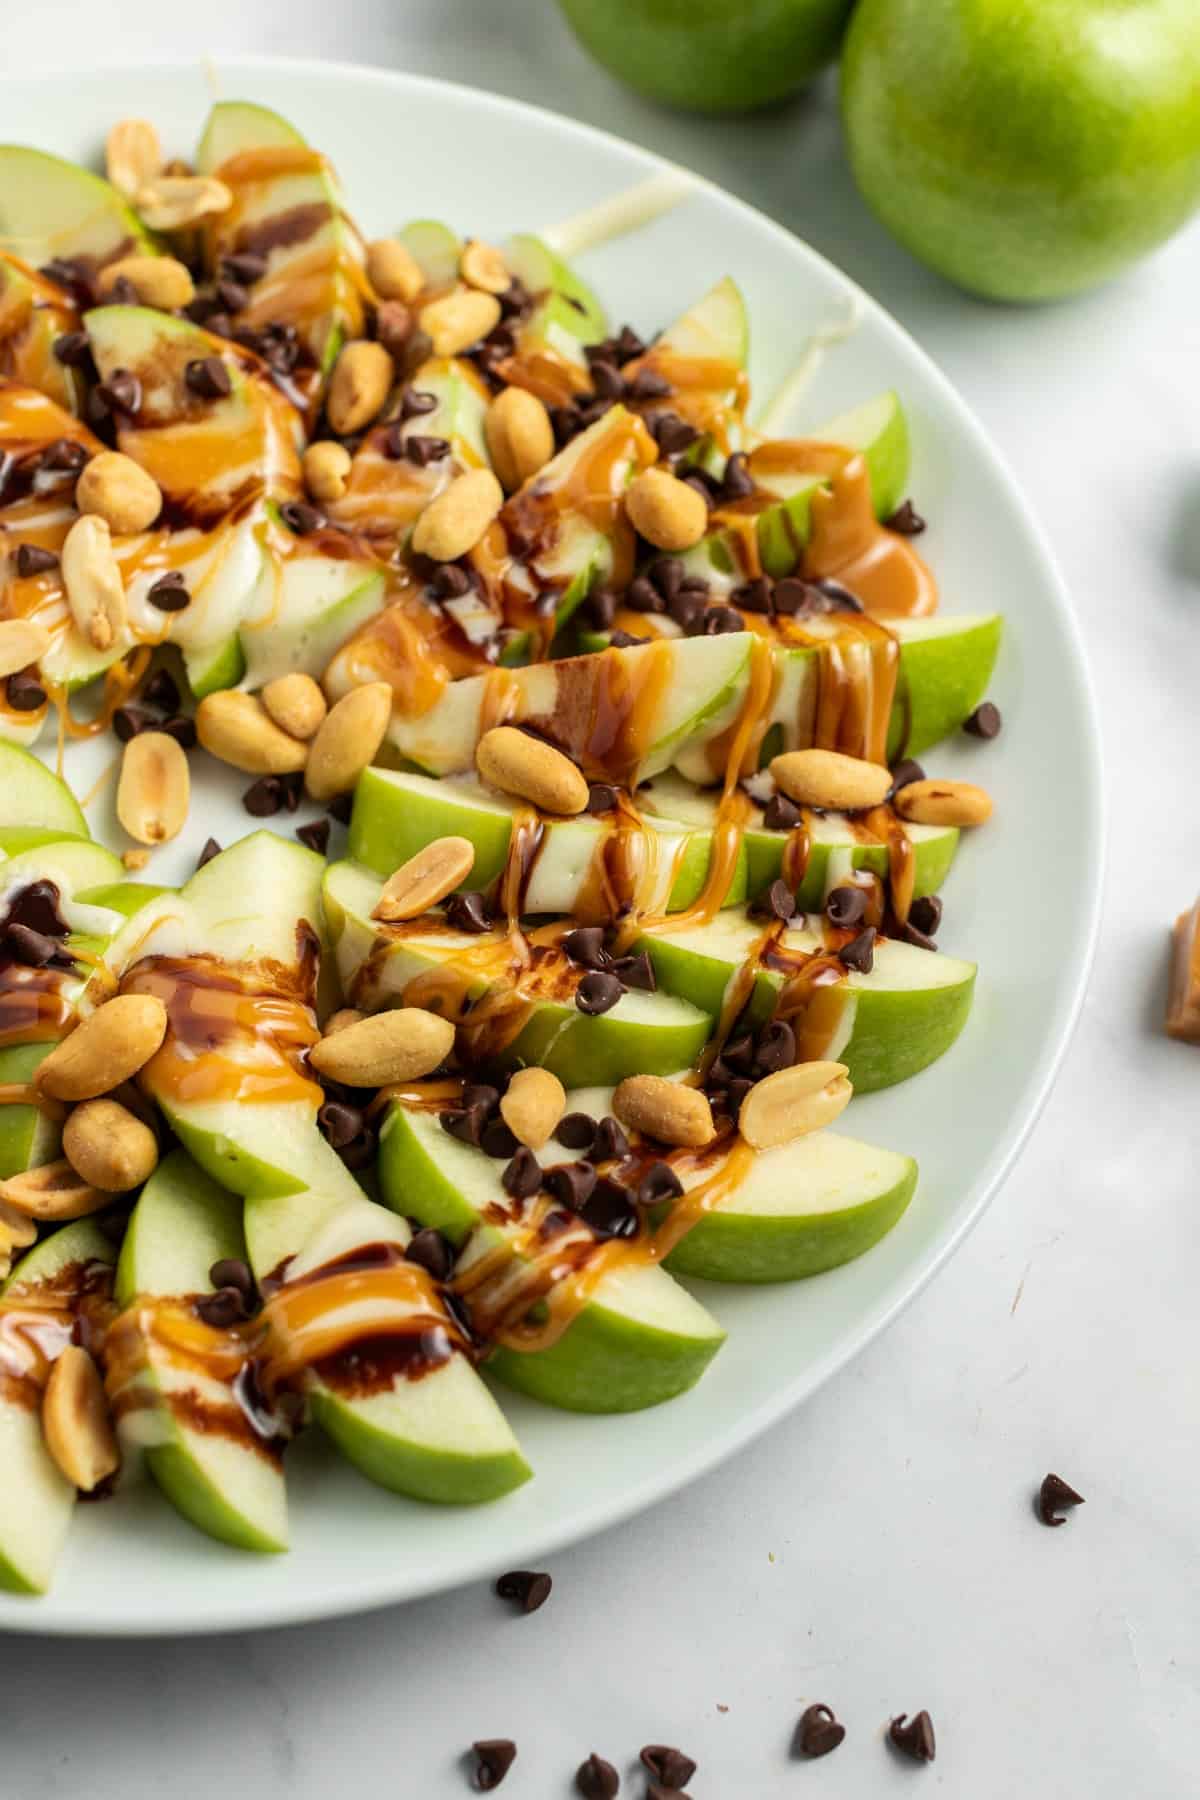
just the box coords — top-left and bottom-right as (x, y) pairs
(0, 55), (1102, 1636)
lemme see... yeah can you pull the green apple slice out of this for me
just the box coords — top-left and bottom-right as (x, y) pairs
(798, 390), (910, 522)
(238, 535), (385, 689)
(378, 1098), (725, 1413)
(638, 907), (976, 1091)
(0, 145), (155, 272)
(0, 254), (86, 414)
(885, 612), (1003, 758)
(398, 219), (462, 289)
(506, 232), (608, 341)
(625, 276), (749, 472)
(323, 856), (714, 1086)
(0, 741), (87, 837)
(0, 1219), (116, 1594)
(114, 1149), (288, 1554)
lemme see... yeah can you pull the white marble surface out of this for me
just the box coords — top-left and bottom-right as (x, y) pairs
(3, 2), (1199, 1793)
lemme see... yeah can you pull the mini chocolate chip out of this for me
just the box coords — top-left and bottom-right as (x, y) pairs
(142, 667), (181, 714)
(627, 575), (664, 614)
(243, 775), (284, 817)
(216, 278), (250, 314)
(591, 1115), (630, 1162)
(700, 604), (743, 636)
(677, 574), (710, 600)
(375, 300), (413, 355)
(908, 894), (942, 938)
(556, 1112), (597, 1152)
(770, 577), (812, 616)
(106, 276), (140, 306)
(428, 562), (472, 599)
(544, 1160), (597, 1211)
(550, 404), (582, 446)
(146, 571), (190, 612)
(886, 498), (926, 535)
(163, 715), (197, 750)
(443, 891), (491, 934)
(405, 1227), (454, 1281)
(646, 1787), (692, 1800)
(887, 757), (925, 798)
(580, 1174), (639, 1239)
(480, 1116), (519, 1160)
(502, 1146), (542, 1199)
(185, 356), (232, 399)
(40, 437), (88, 474)
(278, 500), (324, 535)
(52, 331), (91, 368)
(6, 881), (68, 940)
(721, 451), (754, 498)
(327, 791), (354, 825)
(585, 782), (618, 814)
(637, 1161), (684, 1208)
(221, 251), (267, 286)
(814, 576), (865, 612)
(297, 818), (331, 855)
(406, 433), (451, 466)
(589, 359), (624, 399)
(209, 1258), (255, 1300)
(495, 1569), (552, 1614)
(498, 277), (531, 319)
(279, 771), (304, 814)
(562, 925), (610, 971)
(196, 837), (221, 869)
(722, 1033), (757, 1075)
(441, 1106), (486, 1148)
(14, 543), (59, 578)
(318, 1101), (364, 1149)
(1037, 1472), (1085, 1527)
(731, 576), (772, 614)
(667, 589), (704, 633)
(400, 386), (438, 420)
(196, 1286), (247, 1328)
(336, 1125), (377, 1172)
(472, 1739), (517, 1789)
(650, 412), (699, 456)
(963, 700), (1002, 739)
(681, 474), (715, 512)
(575, 1752), (619, 1799)
(755, 1019), (795, 1074)
(462, 1083), (502, 1116)
(627, 368), (670, 400)
(640, 1745), (697, 1788)
(898, 918), (937, 951)
(5, 922), (58, 967)
(826, 884), (867, 928)
(585, 587), (616, 631)
(576, 969), (624, 1016)
(839, 926), (876, 973)
(112, 705), (153, 743)
(608, 628), (648, 648)
(753, 878), (797, 922)
(610, 950), (656, 993)
(6, 672), (47, 713)
(761, 792), (801, 832)
(889, 1711), (936, 1764)
(793, 1703), (845, 1759)
(381, 422), (407, 460)
(96, 369), (141, 415)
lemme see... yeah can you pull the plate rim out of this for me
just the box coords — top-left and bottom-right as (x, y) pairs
(0, 51), (1105, 1637)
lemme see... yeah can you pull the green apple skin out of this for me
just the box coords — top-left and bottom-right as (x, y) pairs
(0, 743), (88, 837)
(742, 819), (958, 910)
(842, 0), (1200, 302)
(887, 613), (1002, 759)
(0, 1043), (60, 1177)
(802, 391), (910, 522)
(0, 146), (156, 270)
(557, 0), (854, 112)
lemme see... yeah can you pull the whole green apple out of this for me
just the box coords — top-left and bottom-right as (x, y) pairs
(556, 0), (854, 112)
(841, 0), (1200, 301)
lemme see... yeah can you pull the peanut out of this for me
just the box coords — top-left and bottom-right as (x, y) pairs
(770, 749), (891, 812)
(305, 681), (391, 802)
(367, 237), (425, 304)
(476, 725), (589, 816)
(61, 514), (127, 651)
(0, 1195), (39, 1254)
(302, 440), (352, 504)
(739, 1060), (852, 1150)
(62, 1098), (159, 1192)
(326, 340), (394, 437)
(135, 175), (232, 231)
(460, 239), (511, 296)
(105, 118), (162, 200)
(196, 690), (309, 775)
(894, 779), (993, 829)
(0, 618), (49, 680)
(624, 467), (708, 552)
(308, 1007), (455, 1085)
(411, 468), (504, 562)
(42, 1346), (119, 1492)
(97, 254), (195, 310)
(0, 1160), (111, 1221)
(261, 672), (327, 742)
(372, 836), (476, 922)
(485, 387), (555, 492)
(418, 286), (502, 358)
(75, 452), (163, 536)
(122, 849), (151, 871)
(500, 1067), (566, 1150)
(116, 730), (190, 845)
(36, 994), (168, 1103)
(324, 1007), (364, 1036)
(612, 1076), (715, 1148)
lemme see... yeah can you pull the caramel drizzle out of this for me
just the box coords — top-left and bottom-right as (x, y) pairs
(0, 1258), (113, 1410)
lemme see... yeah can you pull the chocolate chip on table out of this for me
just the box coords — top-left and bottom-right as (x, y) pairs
(480, 1116), (519, 1160)
(163, 715), (197, 750)
(296, 818), (331, 855)
(886, 498), (926, 535)
(471, 1738), (517, 1790)
(502, 1146), (542, 1199)
(209, 1257), (256, 1300)
(562, 925), (611, 970)
(6, 672), (47, 713)
(112, 704), (153, 743)
(96, 368), (141, 415)
(576, 969), (624, 1016)
(278, 500), (325, 536)
(1037, 1471), (1085, 1527)
(444, 890), (492, 934)
(574, 1752), (619, 1798)
(544, 1160), (597, 1211)
(793, 1702), (846, 1759)
(721, 450), (754, 499)
(556, 1111), (597, 1153)
(887, 757), (925, 798)
(405, 1227), (454, 1281)
(640, 1744), (697, 1788)
(768, 576), (811, 617)
(185, 356), (233, 399)
(196, 1286), (248, 1329)
(753, 877), (797, 922)
(908, 894), (943, 938)
(755, 1019), (795, 1074)
(667, 588), (705, 633)
(52, 330), (91, 367)
(242, 775), (284, 817)
(839, 926), (877, 973)
(142, 667), (181, 714)
(146, 570), (191, 612)
(826, 884), (868, 929)
(963, 700), (1002, 739)
(14, 543), (59, 578)
(196, 837), (221, 869)
(609, 950), (656, 992)
(495, 1568), (552, 1614)
(326, 790), (355, 826)
(638, 1161), (684, 1208)
(888, 1710), (936, 1763)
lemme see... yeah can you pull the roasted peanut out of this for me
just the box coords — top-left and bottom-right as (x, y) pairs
(324, 1007), (364, 1036)
(418, 286), (502, 358)
(476, 725), (589, 816)
(613, 1076), (715, 1148)
(105, 119), (162, 200)
(326, 340), (394, 436)
(61, 514), (127, 652)
(75, 452), (163, 536)
(372, 836), (476, 922)
(411, 468), (504, 562)
(196, 690), (309, 775)
(738, 1061), (852, 1150)
(36, 994), (168, 1103)
(305, 681), (391, 802)
(97, 254), (195, 310)
(62, 1098), (159, 1193)
(135, 175), (232, 231)
(770, 749), (892, 812)
(460, 239), (511, 295)
(894, 779), (993, 828)
(116, 730), (190, 845)
(42, 1346), (119, 1492)
(366, 237), (425, 303)
(302, 440), (352, 504)
(500, 1067), (566, 1150)
(0, 1195), (38, 1255)
(261, 672), (327, 742)
(485, 387), (555, 492)
(624, 467), (709, 552)
(308, 1007), (455, 1085)
(0, 1160), (111, 1222)
(0, 617), (50, 680)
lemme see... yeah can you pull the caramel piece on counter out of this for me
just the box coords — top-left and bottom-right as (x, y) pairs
(1166, 898), (1200, 1041)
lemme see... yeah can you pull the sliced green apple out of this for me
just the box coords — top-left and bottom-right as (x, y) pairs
(0, 145), (154, 272)
(0, 741), (87, 837)
(238, 525), (385, 689)
(398, 219), (462, 290)
(0, 254), (86, 414)
(625, 276), (749, 472)
(799, 390), (910, 522)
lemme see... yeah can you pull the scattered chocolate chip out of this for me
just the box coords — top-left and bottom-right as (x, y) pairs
(608, 628), (648, 649)
(793, 1703), (845, 1759)
(761, 792), (801, 832)
(584, 782), (618, 815)
(395, 385), (437, 423)
(889, 1711), (936, 1764)
(576, 969), (624, 1016)
(106, 275), (140, 307)
(472, 1739), (517, 1790)
(5, 922), (58, 966)
(480, 1116), (519, 1160)
(278, 771), (304, 814)
(406, 433), (451, 466)
(196, 1286), (248, 1328)
(897, 918), (937, 952)
(908, 894), (942, 938)
(544, 1160), (597, 1211)
(640, 1745), (697, 1789)
(96, 368), (141, 416)
(649, 411), (699, 457)
(243, 775), (284, 817)
(963, 700), (1002, 740)
(196, 837), (221, 869)
(318, 1101), (364, 1150)
(627, 368), (670, 401)
(297, 818), (331, 855)
(813, 577), (864, 612)
(826, 885), (867, 929)
(374, 299), (413, 357)
(575, 1752), (619, 1799)
(444, 890), (491, 934)
(41, 256), (94, 299)
(667, 588), (705, 633)
(1037, 1472), (1084, 1527)
(112, 705), (153, 743)
(589, 359), (624, 400)
(680, 474), (715, 513)
(335, 1124), (377, 1172)
(839, 926), (876, 973)
(146, 570), (190, 612)
(627, 575), (664, 614)
(163, 715), (197, 750)
(755, 1019), (795, 1074)
(502, 1146), (542, 1199)
(562, 925), (610, 971)
(441, 1107), (486, 1149)
(610, 950), (656, 993)
(221, 251), (267, 286)
(580, 1174), (639, 1240)
(637, 1161), (684, 1209)
(699, 604), (743, 636)
(40, 436), (88, 474)
(405, 1227), (454, 1281)
(721, 451), (754, 499)
(52, 330), (91, 368)
(584, 587), (616, 632)
(327, 790), (354, 826)
(556, 1112), (597, 1153)
(216, 278), (250, 315)
(6, 672), (47, 712)
(886, 498), (926, 535)
(278, 500), (324, 536)
(185, 356), (232, 400)
(462, 1083), (502, 1115)
(209, 1258), (255, 1301)
(887, 757), (925, 798)
(495, 1569), (552, 1614)
(753, 877), (797, 922)
(731, 575), (772, 615)
(590, 1116), (630, 1162)
(14, 543), (59, 578)
(142, 667), (181, 714)
(427, 562), (472, 600)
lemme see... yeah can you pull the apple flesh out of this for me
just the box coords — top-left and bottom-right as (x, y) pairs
(0, 254), (86, 416)
(0, 145), (155, 272)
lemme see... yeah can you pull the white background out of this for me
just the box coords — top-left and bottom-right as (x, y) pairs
(3, 2), (1199, 1795)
